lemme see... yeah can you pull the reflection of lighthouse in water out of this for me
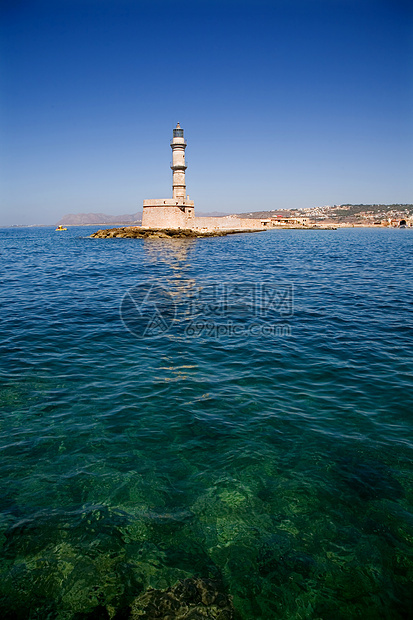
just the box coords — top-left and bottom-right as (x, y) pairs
(142, 123), (195, 229)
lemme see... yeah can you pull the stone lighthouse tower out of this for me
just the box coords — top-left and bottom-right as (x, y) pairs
(142, 123), (195, 229)
(171, 123), (187, 200)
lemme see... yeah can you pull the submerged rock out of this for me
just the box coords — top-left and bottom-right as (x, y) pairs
(126, 577), (239, 619)
(334, 456), (404, 501)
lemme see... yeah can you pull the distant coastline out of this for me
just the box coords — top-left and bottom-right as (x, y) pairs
(4, 204), (412, 229)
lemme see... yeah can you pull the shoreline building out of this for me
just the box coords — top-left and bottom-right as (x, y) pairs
(142, 123), (195, 229)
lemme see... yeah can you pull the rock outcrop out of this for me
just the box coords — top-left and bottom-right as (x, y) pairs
(90, 227), (261, 239)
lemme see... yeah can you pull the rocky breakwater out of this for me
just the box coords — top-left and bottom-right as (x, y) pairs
(90, 227), (263, 239)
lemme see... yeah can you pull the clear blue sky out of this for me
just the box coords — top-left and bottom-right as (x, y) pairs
(1, 0), (412, 225)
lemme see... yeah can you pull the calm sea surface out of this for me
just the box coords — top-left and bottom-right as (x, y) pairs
(1, 226), (412, 619)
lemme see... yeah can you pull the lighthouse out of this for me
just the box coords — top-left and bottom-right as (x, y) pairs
(171, 123), (187, 200)
(142, 123), (195, 229)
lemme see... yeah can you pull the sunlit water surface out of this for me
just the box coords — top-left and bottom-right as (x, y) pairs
(1, 226), (412, 619)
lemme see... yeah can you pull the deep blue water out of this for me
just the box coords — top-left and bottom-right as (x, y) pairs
(0, 226), (412, 619)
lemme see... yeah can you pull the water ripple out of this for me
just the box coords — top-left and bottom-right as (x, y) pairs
(0, 227), (412, 618)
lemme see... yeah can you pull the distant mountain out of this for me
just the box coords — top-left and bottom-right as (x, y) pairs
(235, 205), (413, 222)
(56, 212), (142, 226)
(332, 204), (413, 217)
(57, 210), (229, 225)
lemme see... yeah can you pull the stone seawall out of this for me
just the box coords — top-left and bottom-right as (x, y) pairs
(140, 208), (336, 232)
(142, 205), (192, 229)
(142, 200), (195, 229)
(192, 216), (265, 231)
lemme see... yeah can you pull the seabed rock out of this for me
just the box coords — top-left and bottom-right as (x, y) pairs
(126, 577), (239, 619)
(90, 227), (262, 239)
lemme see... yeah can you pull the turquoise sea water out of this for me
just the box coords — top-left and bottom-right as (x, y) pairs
(0, 226), (412, 619)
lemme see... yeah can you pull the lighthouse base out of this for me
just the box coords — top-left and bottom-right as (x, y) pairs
(142, 199), (195, 229)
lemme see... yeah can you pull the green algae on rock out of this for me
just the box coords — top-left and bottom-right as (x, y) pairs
(128, 577), (239, 619)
